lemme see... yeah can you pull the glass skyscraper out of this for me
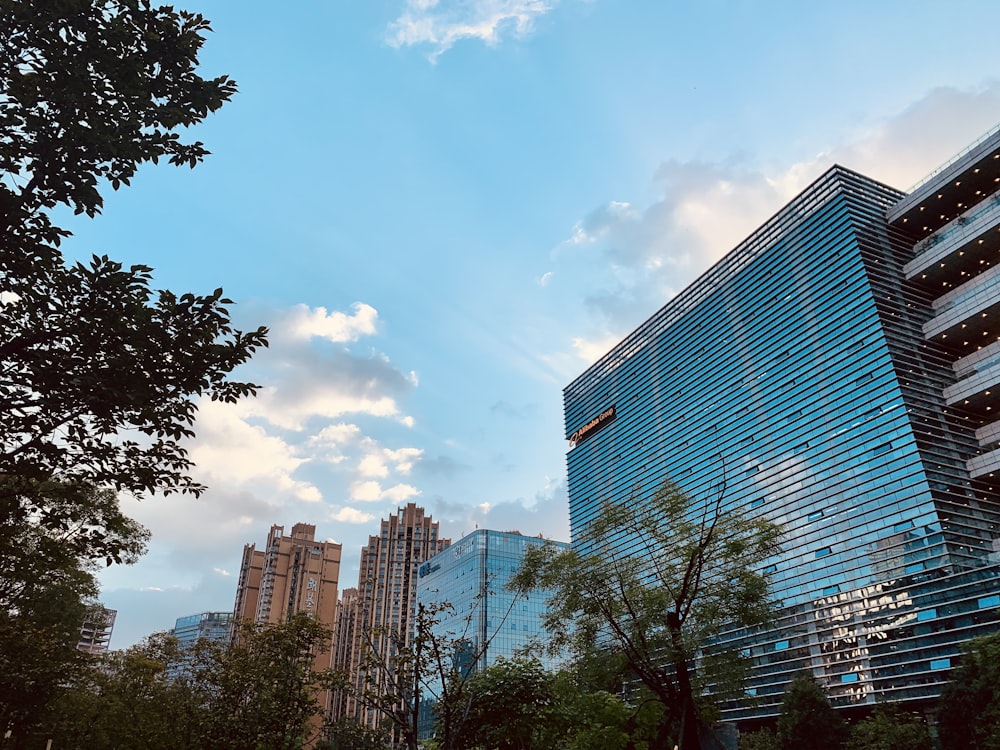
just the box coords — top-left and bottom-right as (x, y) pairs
(416, 529), (569, 674)
(563, 126), (1000, 720)
(415, 529), (569, 738)
(170, 611), (233, 649)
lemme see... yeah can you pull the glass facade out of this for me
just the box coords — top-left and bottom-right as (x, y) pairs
(415, 530), (568, 739)
(564, 137), (1000, 720)
(416, 529), (568, 674)
(171, 611), (233, 648)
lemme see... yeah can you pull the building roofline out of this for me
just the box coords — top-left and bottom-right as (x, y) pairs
(564, 165), (902, 404)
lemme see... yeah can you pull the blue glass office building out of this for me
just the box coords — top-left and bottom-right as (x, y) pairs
(415, 530), (569, 738)
(564, 127), (1000, 720)
(171, 611), (233, 648)
(416, 529), (569, 673)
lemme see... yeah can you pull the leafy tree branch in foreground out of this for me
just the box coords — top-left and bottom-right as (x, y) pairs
(0, 2), (265, 743)
(511, 480), (782, 750)
(0, 0), (267, 535)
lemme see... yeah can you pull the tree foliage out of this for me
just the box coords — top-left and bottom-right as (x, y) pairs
(0, 3), (265, 740)
(1, 0), (237, 241)
(32, 617), (338, 750)
(775, 672), (845, 750)
(937, 630), (1000, 750)
(346, 578), (525, 750)
(511, 480), (782, 749)
(739, 728), (779, 750)
(40, 632), (200, 750)
(450, 657), (556, 750)
(0, 258), (267, 499)
(317, 719), (390, 750)
(0, 480), (148, 743)
(0, 0), (265, 560)
(848, 704), (932, 750)
(0, 560), (96, 744)
(192, 615), (339, 750)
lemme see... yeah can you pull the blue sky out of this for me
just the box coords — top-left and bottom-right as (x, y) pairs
(65, 0), (1000, 647)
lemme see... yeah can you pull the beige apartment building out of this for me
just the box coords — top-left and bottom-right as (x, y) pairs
(331, 504), (449, 735)
(233, 522), (342, 724)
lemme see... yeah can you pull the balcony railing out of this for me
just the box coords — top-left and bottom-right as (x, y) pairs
(912, 193), (1000, 257)
(908, 122), (1000, 194)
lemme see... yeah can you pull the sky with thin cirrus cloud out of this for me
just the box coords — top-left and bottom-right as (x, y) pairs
(62, 0), (1000, 647)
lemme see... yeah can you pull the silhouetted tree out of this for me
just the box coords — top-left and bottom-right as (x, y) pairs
(0, 3), (264, 734)
(1, 0), (266, 531)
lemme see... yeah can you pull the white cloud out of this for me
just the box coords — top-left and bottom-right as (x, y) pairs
(188, 399), (321, 503)
(283, 302), (378, 343)
(383, 447), (422, 474)
(556, 83), (1000, 356)
(383, 483), (421, 502)
(350, 480), (421, 503)
(310, 423), (363, 463)
(309, 423), (361, 445)
(235, 303), (414, 431)
(569, 333), (622, 365)
(350, 480), (384, 502)
(358, 454), (389, 478)
(332, 507), (376, 524)
(344, 437), (426, 484)
(249, 386), (401, 432)
(387, 0), (556, 59)
(213, 567), (231, 577)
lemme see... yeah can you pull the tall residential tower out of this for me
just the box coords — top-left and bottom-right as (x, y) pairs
(233, 522), (342, 628)
(332, 504), (449, 732)
(233, 522), (342, 721)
